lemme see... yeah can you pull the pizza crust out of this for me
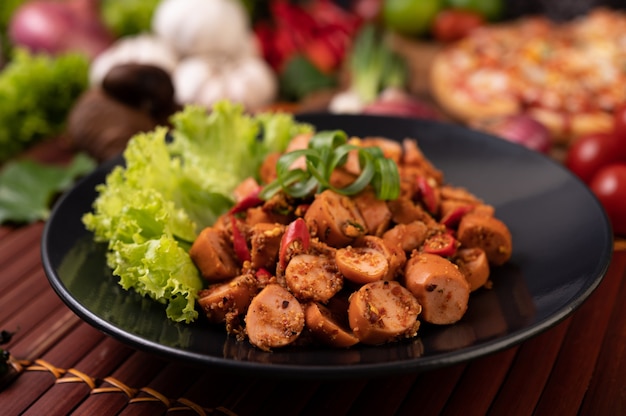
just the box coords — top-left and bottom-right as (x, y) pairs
(429, 53), (521, 123)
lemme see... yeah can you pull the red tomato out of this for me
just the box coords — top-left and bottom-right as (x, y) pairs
(590, 163), (626, 236)
(432, 9), (484, 43)
(565, 132), (626, 184)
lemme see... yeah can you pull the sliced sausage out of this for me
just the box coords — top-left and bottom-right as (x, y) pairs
(453, 248), (490, 291)
(335, 246), (389, 284)
(304, 189), (367, 247)
(249, 223), (285, 271)
(382, 220), (429, 253)
(284, 253), (343, 302)
(245, 283), (305, 351)
(304, 302), (359, 348)
(190, 227), (239, 281)
(457, 213), (512, 266)
(355, 235), (406, 281)
(348, 280), (422, 345)
(353, 188), (392, 236)
(404, 252), (470, 325)
(197, 274), (258, 323)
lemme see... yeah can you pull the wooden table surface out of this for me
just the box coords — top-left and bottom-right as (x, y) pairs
(0, 133), (625, 416)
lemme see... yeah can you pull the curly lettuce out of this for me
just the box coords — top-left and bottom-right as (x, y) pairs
(83, 101), (312, 323)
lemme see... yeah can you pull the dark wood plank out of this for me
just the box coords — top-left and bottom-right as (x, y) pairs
(487, 318), (571, 416)
(299, 378), (369, 416)
(533, 250), (626, 415)
(70, 350), (167, 415)
(0, 321), (103, 414)
(116, 361), (206, 416)
(579, 252), (626, 416)
(346, 373), (420, 416)
(395, 363), (466, 416)
(441, 347), (518, 416)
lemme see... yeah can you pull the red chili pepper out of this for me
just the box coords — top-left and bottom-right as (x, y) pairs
(423, 233), (458, 257)
(278, 218), (310, 269)
(229, 188), (263, 215)
(255, 268), (273, 285)
(417, 176), (438, 214)
(441, 205), (473, 229)
(230, 215), (251, 263)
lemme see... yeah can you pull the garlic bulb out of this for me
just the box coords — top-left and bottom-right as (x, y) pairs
(173, 55), (277, 112)
(152, 0), (252, 59)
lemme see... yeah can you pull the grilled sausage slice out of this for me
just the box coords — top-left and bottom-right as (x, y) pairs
(404, 252), (470, 325)
(284, 253), (343, 302)
(304, 189), (367, 247)
(245, 283), (305, 351)
(454, 248), (490, 291)
(348, 280), (422, 345)
(457, 213), (512, 266)
(189, 227), (239, 281)
(304, 302), (359, 348)
(335, 246), (389, 284)
(197, 274), (258, 323)
(249, 223), (284, 271)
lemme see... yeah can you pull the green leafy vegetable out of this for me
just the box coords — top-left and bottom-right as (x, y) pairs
(279, 54), (337, 101)
(0, 153), (95, 224)
(0, 49), (89, 162)
(0, 0), (27, 58)
(83, 101), (312, 323)
(348, 24), (408, 104)
(260, 130), (400, 201)
(100, 0), (161, 37)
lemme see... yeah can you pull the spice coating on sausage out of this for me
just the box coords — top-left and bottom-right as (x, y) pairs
(189, 227), (239, 281)
(404, 253), (470, 325)
(304, 302), (360, 348)
(304, 189), (367, 247)
(454, 248), (490, 291)
(284, 253), (343, 302)
(457, 213), (513, 266)
(197, 274), (258, 323)
(335, 246), (389, 284)
(348, 280), (422, 345)
(245, 284), (305, 351)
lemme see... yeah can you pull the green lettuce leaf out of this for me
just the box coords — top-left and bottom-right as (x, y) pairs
(83, 101), (311, 323)
(0, 153), (95, 224)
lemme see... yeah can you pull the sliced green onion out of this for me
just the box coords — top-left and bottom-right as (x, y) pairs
(260, 130), (400, 201)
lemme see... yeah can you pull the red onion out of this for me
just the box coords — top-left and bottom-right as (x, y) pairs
(485, 114), (552, 153)
(9, 0), (114, 60)
(362, 87), (440, 120)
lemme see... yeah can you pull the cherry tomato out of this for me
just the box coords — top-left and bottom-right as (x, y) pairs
(432, 9), (484, 42)
(565, 132), (626, 184)
(589, 163), (626, 236)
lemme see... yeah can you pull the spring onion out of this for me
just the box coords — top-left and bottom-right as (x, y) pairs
(260, 130), (400, 201)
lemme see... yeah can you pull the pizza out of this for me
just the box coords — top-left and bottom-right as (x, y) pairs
(430, 8), (626, 144)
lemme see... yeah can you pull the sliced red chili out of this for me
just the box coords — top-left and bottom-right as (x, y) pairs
(278, 218), (311, 269)
(423, 232), (458, 257)
(230, 215), (251, 263)
(417, 176), (438, 214)
(255, 268), (273, 286)
(228, 188), (263, 215)
(441, 205), (473, 229)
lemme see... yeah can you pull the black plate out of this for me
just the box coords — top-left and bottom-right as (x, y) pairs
(41, 114), (613, 379)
